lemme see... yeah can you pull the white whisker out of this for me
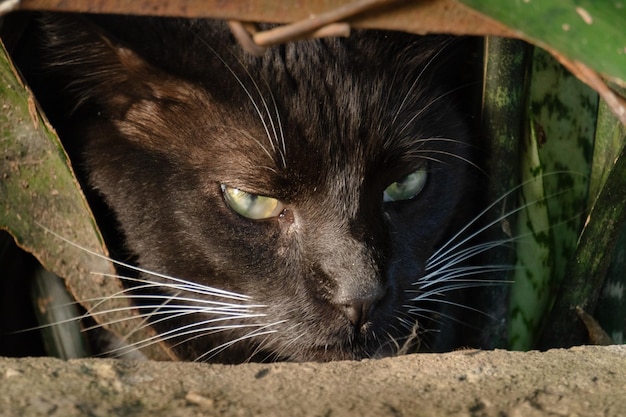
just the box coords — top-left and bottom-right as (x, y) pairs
(193, 321), (286, 362)
(194, 34), (285, 168)
(427, 174), (583, 270)
(390, 38), (455, 128)
(36, 224), (251, 301)
(103, 317), (276, 358)
(425, 239), (518, 276)
(89, 272), (262, 307)
(408, 146), (483, 173)
(202, 124), (276, 169)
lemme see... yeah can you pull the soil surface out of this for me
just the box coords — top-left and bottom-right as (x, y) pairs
(1, 345), (625, 416)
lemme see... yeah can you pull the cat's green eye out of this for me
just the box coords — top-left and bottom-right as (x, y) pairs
(221, 185), (284, 220)
(383, 169), (428, 203)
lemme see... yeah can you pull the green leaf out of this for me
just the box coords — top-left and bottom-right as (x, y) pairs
(596, 225), (626, 344)
(587, 85), (626, 204)
(509, 47), (597, 350)
(538, 130), (626, 348)
(529, 48), (596, 280)
(475, 37), (533, 349)
(584, 84), (626, 345)
(0, 39), (170, 360)
(458, 0), (626, 85)
(509, 117), (553, 351)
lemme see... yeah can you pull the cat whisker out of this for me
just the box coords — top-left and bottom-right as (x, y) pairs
(81, 303), (264, 329)
(405, 302), (480, 332)
(409, 146), (484, 174)
(377, 316), (424, 357)
(417, 267), (515, 289)
(397, 79), (479, 139)
(96, 310), (267, 350)
(426, 174), (584, 269)
(390, 37), (456, 129)
(33, 225), (281, 359)
(103, 315), (281, 359)
(407, 298), (492, 321)
(193, 321), (286, 362)
(81, 274), (264, 339)
(259, 324), (307, 362)
(409, 279), (509, 301)
(200, 124), (277, 171)
(34, 268), (261, 331)
(37, 224), (252, 301)
(89, 272), (262, 307)
(262, 69), (288, 168)
(25, 292), (264, 344)
(194, 33), (286, 168)
(426, 242), (514, 276)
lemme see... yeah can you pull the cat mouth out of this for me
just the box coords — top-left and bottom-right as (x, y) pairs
(268, 324), (414, 363)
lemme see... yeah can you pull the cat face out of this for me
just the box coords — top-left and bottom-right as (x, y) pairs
(34, 15), (477, 362)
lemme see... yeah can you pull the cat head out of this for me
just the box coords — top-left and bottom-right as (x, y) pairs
(33, 14), (478, 362)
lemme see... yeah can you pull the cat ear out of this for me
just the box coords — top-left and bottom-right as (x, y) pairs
(38, 13), (165, 113)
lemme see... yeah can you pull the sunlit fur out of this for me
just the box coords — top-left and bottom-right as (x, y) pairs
(20, 14), (522, 362)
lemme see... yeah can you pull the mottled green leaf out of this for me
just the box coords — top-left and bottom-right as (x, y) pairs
(538, 136), (626, 348)
(509, 118), (553, 351)
(509, 47), (597, 350)
(530, 48), (596, 279)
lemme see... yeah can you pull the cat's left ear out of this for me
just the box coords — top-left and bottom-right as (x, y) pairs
(37, 13), (187, 115)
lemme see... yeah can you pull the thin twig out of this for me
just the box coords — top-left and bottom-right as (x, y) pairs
(229, 20), (351, 56)
(253, 0), (400, 47)
(228, 21), (267, 56)
(0, 0), (21, 15)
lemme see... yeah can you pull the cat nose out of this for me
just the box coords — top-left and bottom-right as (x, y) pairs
(339, 299), (378, 329)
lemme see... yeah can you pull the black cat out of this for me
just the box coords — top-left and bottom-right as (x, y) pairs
(18, 14), (489, 363)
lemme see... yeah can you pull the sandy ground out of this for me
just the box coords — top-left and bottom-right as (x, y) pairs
(1, 345), (625, 416)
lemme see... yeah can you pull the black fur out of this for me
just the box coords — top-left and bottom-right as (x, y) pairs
(19, 14), (480, 362)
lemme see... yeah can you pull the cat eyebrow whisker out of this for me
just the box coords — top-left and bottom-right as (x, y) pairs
(409, 146), (484, 174)
(236, 63), (286, 169)
(390, 38), (455, 129)
(200, 124), (276, 169)
(397, 81), (477, 138)
(195, 34), (285, 165)
(264, 74), (288, 168)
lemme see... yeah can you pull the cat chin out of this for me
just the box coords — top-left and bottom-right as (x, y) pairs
(179, 340), (401, 363)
